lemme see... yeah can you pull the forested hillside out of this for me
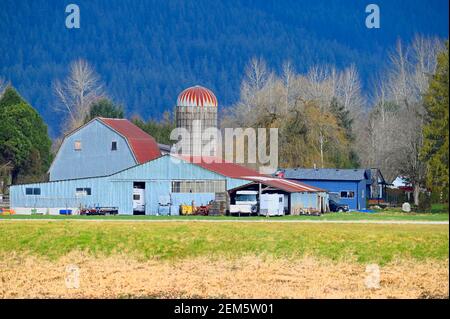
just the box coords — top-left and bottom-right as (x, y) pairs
(0, 0), (448, 136)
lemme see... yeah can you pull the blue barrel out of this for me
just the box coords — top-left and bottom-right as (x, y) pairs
(59, 209), (72, 215)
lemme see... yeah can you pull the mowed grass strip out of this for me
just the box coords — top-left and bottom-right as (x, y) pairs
(1, 211), (449, 221)
(0, 221), (447, 264)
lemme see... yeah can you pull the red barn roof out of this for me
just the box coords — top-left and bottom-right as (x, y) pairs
(178, 155), (264, 178)
(99, 118), (161, 164)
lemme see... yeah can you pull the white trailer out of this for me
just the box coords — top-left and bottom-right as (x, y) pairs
(259, 193), (285, 216)
(132, 188), (145, 213)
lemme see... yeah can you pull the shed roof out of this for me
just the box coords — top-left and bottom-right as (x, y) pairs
(283, 168), (368, 181)
(178, 156), (265, 179)
(98, 118), (161, 164)
(236, 176), (325, 193)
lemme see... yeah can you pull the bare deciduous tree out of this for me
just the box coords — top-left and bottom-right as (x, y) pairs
(359, 36), (444, 205)
(0, 77), (7, 98)
(244, 57), (270, 93)
(223, 57), (363, 170)
(300, 65), (336, 110)
(336, 64), (365, 114)
(53, 59), (104, 133)
(281, 60), (295, 114)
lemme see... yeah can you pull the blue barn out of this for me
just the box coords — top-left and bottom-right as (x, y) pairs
(49, 117), (161, 181)
(281, 168), (387, 210)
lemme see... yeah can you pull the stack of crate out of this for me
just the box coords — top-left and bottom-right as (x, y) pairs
(209, 192), (229, 215)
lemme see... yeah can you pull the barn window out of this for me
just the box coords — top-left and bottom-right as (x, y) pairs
(76, 188), (91, 196)
(192, 181), (206, 193)
(186, 181), (194, 193)
(171, 180), (225, 193)
(74, 140), (82, 151)
(204, 181), (213, 192)
(171, 181), (181, 193)
(213, 181), (225, 192)
(25, 188), (41, 195)
(340, 191), (355, 199)
(111, 141), (117, 151)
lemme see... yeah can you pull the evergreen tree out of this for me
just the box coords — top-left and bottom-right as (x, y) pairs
(0, 87), (23, 109)
(421, 42), (449, 202)
(330, 97), (353, 141)
(330, 97), (359, 167)
(131, 111), (175, 145)
(0, 86), (52, 183)
(84, 98), (125, 123)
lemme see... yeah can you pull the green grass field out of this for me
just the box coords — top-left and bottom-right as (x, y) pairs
(1, 210), (448, 221)
(0, 220), (447, 265)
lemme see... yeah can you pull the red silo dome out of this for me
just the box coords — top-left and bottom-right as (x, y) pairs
(177, 85), (218, 107)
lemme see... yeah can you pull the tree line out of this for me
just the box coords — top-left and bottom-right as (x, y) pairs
(2, 0), (447, 133)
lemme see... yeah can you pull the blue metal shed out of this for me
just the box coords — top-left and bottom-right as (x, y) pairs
(282, 168), (373, 210)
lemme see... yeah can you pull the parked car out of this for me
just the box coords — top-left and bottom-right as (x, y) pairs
(329, 199), (349, 212)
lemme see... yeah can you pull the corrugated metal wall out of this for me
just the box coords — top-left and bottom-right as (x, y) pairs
(11, 155), (251, 215)
(289, 179), (363, 210)
(290, 192), (329, 214)
(290, 192), (317, 213)
(10, 176), (114, 210)
(226, 178), (250, 190)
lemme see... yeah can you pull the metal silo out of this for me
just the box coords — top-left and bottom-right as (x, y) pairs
(176, 85), (218, 156)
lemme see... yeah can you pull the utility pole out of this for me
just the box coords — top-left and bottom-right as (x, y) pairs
(258, 182), (263, 216)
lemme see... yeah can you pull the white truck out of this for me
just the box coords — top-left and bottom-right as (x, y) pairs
(229, 190), (258, 214)
(230, 190), (285, 216)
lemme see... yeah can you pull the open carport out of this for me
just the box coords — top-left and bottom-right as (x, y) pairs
(228, 176), (329, 215)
